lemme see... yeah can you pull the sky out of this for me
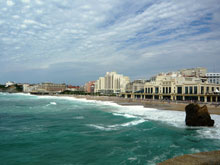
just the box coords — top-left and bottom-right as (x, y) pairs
(0, 0), (220, 85)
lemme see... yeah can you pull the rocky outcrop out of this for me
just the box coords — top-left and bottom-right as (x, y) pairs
(185, 103), (214, 126)
(158, 150), (220, 165)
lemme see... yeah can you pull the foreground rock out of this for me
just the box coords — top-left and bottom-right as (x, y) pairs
(158, 150), (220, 165)
(185, 103), (214, 126)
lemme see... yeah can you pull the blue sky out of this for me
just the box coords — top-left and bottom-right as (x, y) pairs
(0, 0), (220, 85)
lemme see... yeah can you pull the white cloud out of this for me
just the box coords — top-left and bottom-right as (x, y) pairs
(35, 0), (43, 5)
(6, 0), (15, 6)
(21, 24), (27, 28)
(0, 20), (4, 25)
(12, 15), (20, 19)
(0, 0), (220, 83)
(23, 19), (48, 27)
(21, 0), (30, 3)
(36, 9), (43, 14)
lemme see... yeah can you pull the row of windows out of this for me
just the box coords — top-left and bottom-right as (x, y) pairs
(209, 79), (220, 84)
(184, 86), (197, 94)
(145, 87), (170, 94)
(207, 74), (220, 76)
(145, 86), (220, 94)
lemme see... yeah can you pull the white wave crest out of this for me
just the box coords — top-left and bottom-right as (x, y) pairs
(73, 116), (85, 120)
(87, 119), (145, 131)
(50, 102), (56, 105)
(112, 113), (137, 118)
(111, 105), (220, 139)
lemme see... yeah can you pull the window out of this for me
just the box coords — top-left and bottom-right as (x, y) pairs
(207, 87), (209, 93)
(177, 87), (182, 94)
(155, 87), (159, 94)
(169, 87), (171, 94)
(194, 86), (197, 94)
(190, 86), (193, 94)
(201, 86), (204, 94)
(185, 87), (188, 94)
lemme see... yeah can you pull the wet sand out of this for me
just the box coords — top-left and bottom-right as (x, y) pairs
(56, 94), (220, 115)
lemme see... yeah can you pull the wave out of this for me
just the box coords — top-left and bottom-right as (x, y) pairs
(73, 116), (85, 120)
(45, 102), (57, 107)
(87, 119), (145, 131)
(3, 93), (220, 139)
(112, 113), (137, 118)
(111, 106), (220, 139)
(50, 102), (56, 105)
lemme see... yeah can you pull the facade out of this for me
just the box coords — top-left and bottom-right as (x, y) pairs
(121, 69), (220, 103)
(39, 83), (66, 92)
(66, 85), (80, 91)
(95, 72), (130, 94)
(206, 73), (220, 84)
(23, 84), (39, 93)
(23, 83), (66, 94)
(84, 81), (95, 93)
(179, 67), (207, 77)
(125, 80), (146, 93)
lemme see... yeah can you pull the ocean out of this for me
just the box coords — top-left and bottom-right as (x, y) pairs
(0, 92), (220, 165)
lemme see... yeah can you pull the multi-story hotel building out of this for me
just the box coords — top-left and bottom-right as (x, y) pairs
(206, 73), (220, 84)
(95, 72), (130, 94)
(121, 68), (220, 103)
(84, 81), (95, 93)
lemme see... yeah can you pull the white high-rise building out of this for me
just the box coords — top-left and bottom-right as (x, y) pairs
(95, 72), (130, 94)
(206, 73), (220, 84)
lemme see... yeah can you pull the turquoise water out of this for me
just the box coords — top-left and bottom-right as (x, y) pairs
(0, 93), (220, 165)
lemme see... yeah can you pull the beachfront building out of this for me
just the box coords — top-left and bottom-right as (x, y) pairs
(206, 73), (220, 84)
(66, 85), (80, 91)
(121, 68), (220, 103)
(23, 84), (39, 93)
(125, 80), (146, 93)
(23, 83), (66, 94)
(84, 81), (95, 93)
(95, 72), (130, 94)
(39, 83), (66, 92)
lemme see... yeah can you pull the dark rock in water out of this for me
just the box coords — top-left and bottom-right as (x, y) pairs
(185, 103), (214, 127)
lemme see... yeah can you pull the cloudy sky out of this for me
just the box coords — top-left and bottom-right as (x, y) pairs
(0, 0), (220, 85)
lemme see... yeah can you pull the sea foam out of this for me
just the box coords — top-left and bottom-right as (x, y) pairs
(3, 93), (220, 139)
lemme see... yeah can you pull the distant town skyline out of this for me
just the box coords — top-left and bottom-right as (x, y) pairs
(0, 0), (220, 85)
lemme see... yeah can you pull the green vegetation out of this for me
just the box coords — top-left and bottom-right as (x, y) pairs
(0, 84), (7, 89)
(0, 84), (23, 92)
(15, 84), (23, 92)
(60, 90), (87, 95)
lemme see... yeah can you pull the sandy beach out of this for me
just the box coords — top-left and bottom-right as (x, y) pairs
(55, 94), (220, 115)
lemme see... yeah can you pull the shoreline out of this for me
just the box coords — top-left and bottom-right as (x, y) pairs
(54, 94), (220, 115)
(2, 92), (219, 115)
